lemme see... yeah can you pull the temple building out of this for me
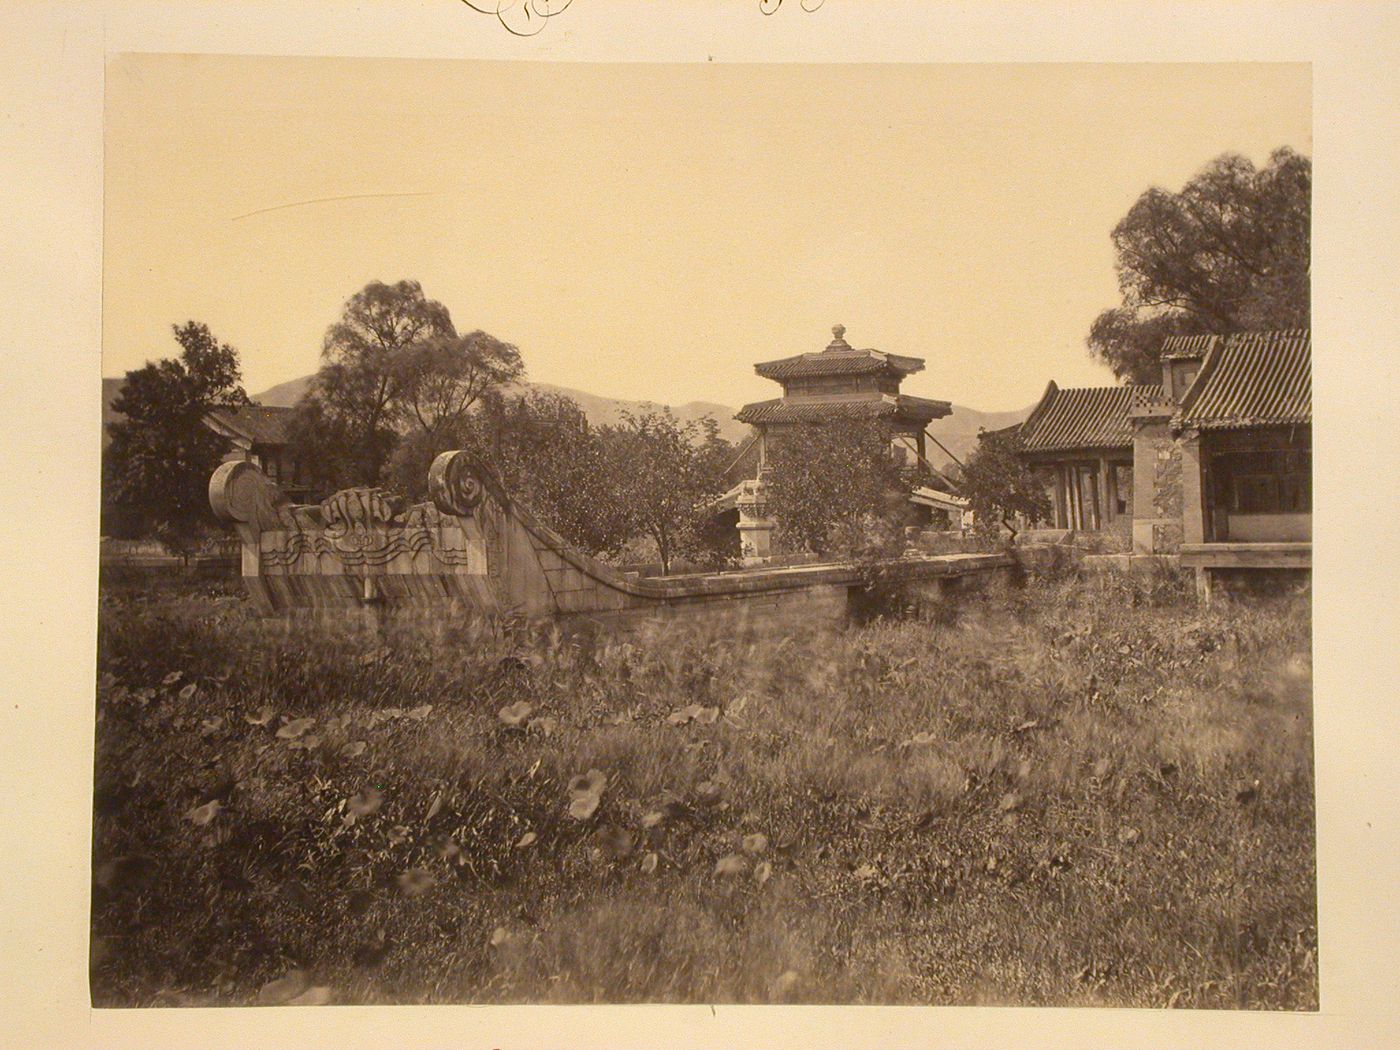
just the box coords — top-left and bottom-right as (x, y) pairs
(1001, 329), (1310, 600)
(720, 325), (955, 564)
(1007, 381), (1158, 535)
(1137, 329), (1311, 600)
(734, 324), (953, 470)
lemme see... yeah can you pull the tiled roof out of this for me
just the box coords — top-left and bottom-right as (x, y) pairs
(1017, 381), (1163, 452)
(735, 394), (951, 425)
(1175, 329), (1310, 430)
(205, 404), (296, 446)
(754, 350), (927, 381)
(979, 422), (1023, 442)
(1160, 334), (1220, 361)
(753, 327), (925, 381)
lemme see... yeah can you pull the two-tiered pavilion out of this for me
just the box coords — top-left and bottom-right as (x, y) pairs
(720, 325), (955, 564)
(734, 324), (952, 472)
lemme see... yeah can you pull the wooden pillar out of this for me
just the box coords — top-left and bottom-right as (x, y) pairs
(1195, 567), (1214, 607)
(1099, 457), (1113, 525)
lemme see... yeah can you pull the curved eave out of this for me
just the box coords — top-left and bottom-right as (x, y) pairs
(752, 352), (927, 382)
(735, 395), (952, 426)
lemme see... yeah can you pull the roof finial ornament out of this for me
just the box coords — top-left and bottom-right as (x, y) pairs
(832, 323), (845, 340)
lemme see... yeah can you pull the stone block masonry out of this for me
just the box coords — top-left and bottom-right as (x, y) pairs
(211, 451), (1059, 632)
(1131, 415), (1185, 554)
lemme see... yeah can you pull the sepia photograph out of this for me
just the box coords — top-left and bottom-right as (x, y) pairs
(88, 52), (1321, 1012)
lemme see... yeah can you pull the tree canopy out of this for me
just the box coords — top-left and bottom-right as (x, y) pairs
(764, 419), (915, 557)
(956, 428), (1051, 542)
(605, 410), (733, 574)
(387, 389), (635, 560)
(1089, 147), (1310, 382)
(103, 322), (248, 545)
(290, 280), (523, 488)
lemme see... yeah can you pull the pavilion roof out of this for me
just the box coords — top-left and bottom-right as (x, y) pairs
(753, 325), (925, 381)
(1016, 381), (1162, 453)
(204, 404), (295, 446)
(735, 393), (951, 426)
(1160, 334), (1221, 361)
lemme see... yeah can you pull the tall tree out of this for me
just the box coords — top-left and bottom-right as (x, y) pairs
(1089, 147), (1310, 382)
(103, 322), (248, 543)
(955, 428), (1051, 543)
(393, 330), (524, 438)
(763, 418), (914, 556)
(293, 280), (456, 486)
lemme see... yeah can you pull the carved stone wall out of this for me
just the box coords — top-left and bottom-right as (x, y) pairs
(212, 452), (1068, 627)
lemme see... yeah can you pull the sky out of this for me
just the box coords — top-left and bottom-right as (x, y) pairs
(103, 55), (1310, 413)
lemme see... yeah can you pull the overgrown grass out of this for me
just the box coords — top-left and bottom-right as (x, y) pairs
(90, 570), (1316, 1009)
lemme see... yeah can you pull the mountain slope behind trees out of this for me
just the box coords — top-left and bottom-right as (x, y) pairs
(247, 375), (1030, 469)
(104, 371), (1031, 470)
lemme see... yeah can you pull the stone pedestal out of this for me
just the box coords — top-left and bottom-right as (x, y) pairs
(735, 479), (775, 567)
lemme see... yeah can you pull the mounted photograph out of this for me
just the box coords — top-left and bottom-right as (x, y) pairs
(94, 54), (1314, 1009)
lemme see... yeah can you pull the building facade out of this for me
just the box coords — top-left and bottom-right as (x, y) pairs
(203, 405), (313, 502)
(1138, 330), (1312, 599)
(1011, 381), (1159, 536)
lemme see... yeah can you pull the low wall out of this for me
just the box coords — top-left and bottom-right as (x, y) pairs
(1080, 553), (1182, 575)
(210, 453), (1059, 632)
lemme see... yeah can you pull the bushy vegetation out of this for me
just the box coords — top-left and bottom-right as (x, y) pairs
(765, 419), (920, 558)
(91, 572), (1315, 1009)
(103, 322), (249, 546)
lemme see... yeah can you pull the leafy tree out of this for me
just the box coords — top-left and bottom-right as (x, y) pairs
(290, 281), (524, 490)
(291, 280), (455, 486)
(387, 390), (634, 559)
(763, 418), (914, 556)
(495, 393), (634, 558)
(956, 428), (1051, 543)
(393, 330), (524, 438)
(604, 410), (732, 574)
(1089, 147), (1310, 382)
(103, 322), (248, 547)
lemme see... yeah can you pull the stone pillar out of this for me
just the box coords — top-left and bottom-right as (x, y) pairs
(1194, 566), (1215, 606)
(1179, 429), (1205, 546)
(1129, 399), (1183, 554)
(735, 479), (775, 567)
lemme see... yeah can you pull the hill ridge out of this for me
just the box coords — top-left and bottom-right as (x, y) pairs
(103, 373), (1033, 466)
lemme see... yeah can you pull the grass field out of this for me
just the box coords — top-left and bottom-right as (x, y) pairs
(90, 567), (1316, 1009)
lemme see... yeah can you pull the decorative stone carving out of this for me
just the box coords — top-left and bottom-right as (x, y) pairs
(428, 449), (496, 517)
(209, 460), (308, 534)
(320, 487), (399, 533)
(210, 461), (473, 571)
(735, 478), (775, 567)
(429, 451), (511, 589)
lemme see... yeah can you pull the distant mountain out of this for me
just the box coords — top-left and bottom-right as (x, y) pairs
(922, 403), (1034, 468)
(250, 374), (314, 409)
(104, 372), (1033, 465)
(249, 374), (754, 445)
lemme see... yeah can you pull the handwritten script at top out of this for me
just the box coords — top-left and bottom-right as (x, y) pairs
(459, 0), (824, 38)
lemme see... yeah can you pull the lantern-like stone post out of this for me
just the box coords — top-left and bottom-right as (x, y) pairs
(735, 478), (774, 567)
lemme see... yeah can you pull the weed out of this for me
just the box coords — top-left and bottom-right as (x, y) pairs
(91, 574), (1315, 1008)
